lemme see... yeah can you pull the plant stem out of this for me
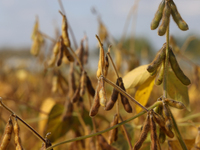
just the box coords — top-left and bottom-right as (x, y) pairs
(87, 90), (99, 150)
(103, 76), (148, 112)
(0, 97), (46, 143)
(178, 112), (200, 123)
(46, 101), (161, 150)
(170, 111), (188, 150)
(119, 115), (133, 150)
(106, 47), (119, 78)
(163, 26), (170, 98)
(40, 31), (56, 43)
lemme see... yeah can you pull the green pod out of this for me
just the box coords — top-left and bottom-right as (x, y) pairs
(151, 0), (165, 30)
(158, 1), (171, 36)
(155, 60), (165, 85)
(147, 43), (166, 73)
(165, 98), (186, 109)
(169, 48), (191, 85)
(170, 1), (189, 31)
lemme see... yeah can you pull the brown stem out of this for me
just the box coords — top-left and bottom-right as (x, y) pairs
(119, 115), (133, 150)
(106, 46), (119, 78)
(0, 97), (46, 143)
(102, 76), (148, 112)
(40, 31), (56, 43)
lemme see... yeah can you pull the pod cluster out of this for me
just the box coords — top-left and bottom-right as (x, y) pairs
(0, 117), (24, 150)
(151, 0), (189, 36)
(105, 77), (132, 113)
(147, 43), (191, 86)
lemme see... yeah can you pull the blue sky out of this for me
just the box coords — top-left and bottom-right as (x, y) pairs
(0, 0), (200, 50)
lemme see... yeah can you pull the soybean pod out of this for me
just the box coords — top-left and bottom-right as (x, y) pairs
(158, 1), (171, 36)
(147, 43), (166, 73)
(170, 1), (189, 31)
(151, 0), (165, 30)
(169, 48), (191, 85)
(155, 60), (165, 85)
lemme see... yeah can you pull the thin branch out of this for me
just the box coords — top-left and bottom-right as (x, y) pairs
(163, 26), (170, 98)
(102, 76), (148, 112)
(106, 46), (119, 78)
(46, 101), (161, 150)
(0, 97), (46, 143)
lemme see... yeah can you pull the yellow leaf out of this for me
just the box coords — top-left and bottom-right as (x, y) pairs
(167, 70), (190, 111)
(123, 65), (152, 89)
(39, 97), (55, 134)
(134, 76), (155, 113)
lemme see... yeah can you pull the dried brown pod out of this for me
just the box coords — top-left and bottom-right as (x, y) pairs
(0, 117), (13, 150)
(98, 134), (116, 150)
(133, 113), (150, 150)
(159, 127), (166, 144)
(147, 43), (166, 73)
(89, 82), (101, 117)
(13, 118), (23, 150)
(153, 112), (165, 128)
(60, 11), (71, 47)
(77, 39), (84, 66)
(57, 36), (64, 66)
(48, 42), (60, 67)
(83, 36), (89, 65)
(30, 33), (42, 56)
(105, 78), (119, 111)
(162, 102), (171, 121)
(62, 101), (73, 121)
(86, 75), (95, 97)
(80, 71), (87, 96)
(165, 98), (186, 109)
(158, 1), (171, 36)
(169, 48), (191, 85)
(150, 113), (158, 150)
(63, 46), (74, 62)
(109, 114), (118, 144)
(151, 0), (165, 30)
(118, 78), (132, 113)
(104, 54), (109, 77)
(170, 1), (189, 31)
(96, 35), (105, 78)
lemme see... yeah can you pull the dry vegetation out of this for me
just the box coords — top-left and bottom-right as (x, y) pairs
(1, 0), (200, 150)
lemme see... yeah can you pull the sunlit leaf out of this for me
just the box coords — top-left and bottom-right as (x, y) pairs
(167, 70), (190, 111)
(39, 98), (55, 134)
(111, 123), (134, 150)
(168, 139), (195, 150)
(123, 65), (152, 89)
(135, 77), (155, 113)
